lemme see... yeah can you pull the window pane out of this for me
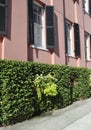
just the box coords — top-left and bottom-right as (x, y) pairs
(33, 4), (42, 25)
(67, 25), (71, 39)
(34, 24), (38, 46)
(38, 6), (42, 15)
(67, 39), (71, 55)
(34, 23), (42, 47)
(67, 29), (70, 38)
(37, 25), (42, 47)
(85, 33), (89, 59)
(66, 22), (72, 55)
(33, 2), (43, 48)
(0, 6), (5, 31)
(33, 3), (37, 13)
(38, 16), (42, 25)
(33, 13), (38, 23)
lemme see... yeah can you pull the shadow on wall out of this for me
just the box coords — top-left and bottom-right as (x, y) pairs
(0, 38), (3, 59)
(28, 46), (40, 61)
(28, 45), (33, 61)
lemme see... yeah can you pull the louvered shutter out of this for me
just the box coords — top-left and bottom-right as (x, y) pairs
(46, 6), (55, 49)
(0, 0), (7, 36)
(28, 0), (34, 44)
(90, 35), (91, 58)
(74, 23), (81, 57)
(65, 20), (68, 54)
(89, 0), (91, 15)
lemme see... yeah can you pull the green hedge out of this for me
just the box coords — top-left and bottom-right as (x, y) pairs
(0, 59), (91, 125)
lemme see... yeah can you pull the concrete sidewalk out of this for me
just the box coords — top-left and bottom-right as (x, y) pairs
(1, 98), (91, 130)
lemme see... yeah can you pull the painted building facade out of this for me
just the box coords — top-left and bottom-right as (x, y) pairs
(0, 0), (91, 68)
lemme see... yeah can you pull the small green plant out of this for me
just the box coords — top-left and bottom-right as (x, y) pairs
(34, 74), (58, 99)
(34, 74), (58, 111)
(89, 75), (91, 86)
(44, 83), (58, 96)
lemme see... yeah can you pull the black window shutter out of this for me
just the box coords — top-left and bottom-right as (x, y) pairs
(46, 6), (55, 49)
(0, 0), (7, 36)
(90, 35), (91, 58)
(28, 0), (34, 44)
(89, 0), (91, 15)
(74, 23), (81, 57)
(64, 20), (68, 54)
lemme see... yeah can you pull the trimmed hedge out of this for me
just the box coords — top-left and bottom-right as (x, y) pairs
(0, 59), (91, 125)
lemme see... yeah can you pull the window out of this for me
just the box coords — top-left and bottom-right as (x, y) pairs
(28, 0), (55, 49)
(0, 0), (7, 35)
(33, 2), (44, 48)
(65, 22), (81, 58)
(83, 0), (91, 14)
(65, 21), (74, 56)
(83, 0), (89, 13)
(85, 33), (90, 60)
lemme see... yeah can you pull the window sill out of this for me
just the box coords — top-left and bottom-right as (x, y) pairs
(66, 54), (81, 59)
(83, 10), (91, 17)
(85, 59), (91, 62)
(30, 45), (49, 52)
(66, 54), (75, 58)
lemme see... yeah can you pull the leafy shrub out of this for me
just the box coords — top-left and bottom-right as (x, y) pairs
(0, 59), (91, 125)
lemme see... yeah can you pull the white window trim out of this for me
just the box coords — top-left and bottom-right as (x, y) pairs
(83, 0), (89, 14)
(33, 1), (46, 49)
(66, 21), (75, 57)
(85, 33), (90, 60)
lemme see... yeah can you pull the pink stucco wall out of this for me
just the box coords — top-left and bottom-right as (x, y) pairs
(28, 0), (77, 66)
(4, 0), (28, 61)
(28, 47), (52, 64)
(53, 0), (65, 65)
(28, 0), (65, 65)
(84, 14), (91, 33)
(76, 0), (91, 68)
(1, 0), (91, 68)
(65, 0), (74, 22)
